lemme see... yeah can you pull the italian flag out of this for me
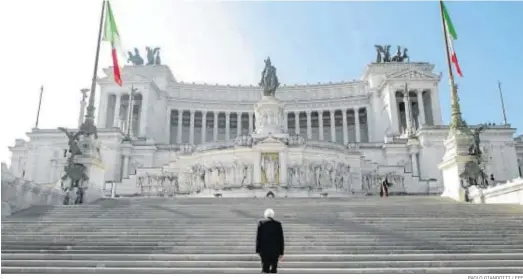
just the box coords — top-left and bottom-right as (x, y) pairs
(103, 1), (125, 86)
(442, 1), (463, 77)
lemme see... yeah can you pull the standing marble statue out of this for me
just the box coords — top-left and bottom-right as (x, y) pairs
(259, 57), (280, 97)
(264, 157), (275, 184)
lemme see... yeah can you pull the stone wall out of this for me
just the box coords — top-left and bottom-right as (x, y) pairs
(1, 163), (64, 217)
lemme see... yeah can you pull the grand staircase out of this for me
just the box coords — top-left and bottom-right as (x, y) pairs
(2, 197), (523, 274)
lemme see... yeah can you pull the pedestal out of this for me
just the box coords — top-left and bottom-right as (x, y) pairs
(253, 96), (288, 140)
(121, 141), (132, 179)
(407, 138), (420, 177)
(252, 137), (288, 187)
(438, 131), (474, 202)
(75, 136), (106, 203)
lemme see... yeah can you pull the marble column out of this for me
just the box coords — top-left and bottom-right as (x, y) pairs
(201, 111), (207, 143)
(189, 110), (195, 144)
(330, 110), (336, 142)
(237, 112), (242, 136)
(121, 142), (132, 179)
(318, 111), (324, 141)
(122, 156), (130, 178)
(417, 90), (426, 126)
(411, 153), (420, 177)
(213, 112), (219, 141)
(225, 112), (230, 140)
(354, 107), (361, 143)
(390, 92), (400, 135)
(342, 109), (348, 145)
(294, 112), (300, 135)
(113, 94), (121, 127)
(248, 112), (253, 134)
(166, 109), (171, 143)
(404, 92), (413, 134)
(283, 113), (288, 133)
(306, 111), (312, 139)
(138, 95), (149, 137)
(365, 105), (373, 142)
(177, 110), (183, 144)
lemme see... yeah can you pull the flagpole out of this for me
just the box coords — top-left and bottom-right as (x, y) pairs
(497, 81), (508, 125)
(439, 0), (465, 132)
(34, 85), (44, 129)
(80, 0), (107, 138)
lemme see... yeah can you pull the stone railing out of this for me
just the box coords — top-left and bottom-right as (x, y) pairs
(468, 177), (523, 205)
(305, 140), (347, 152)
(1, 163), (64, 217)
(194, 141), (235, 153)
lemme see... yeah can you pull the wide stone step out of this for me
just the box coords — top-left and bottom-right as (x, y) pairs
(5, 221), (521, 225)
(3, 229), (521, 234)
(3, 266), (523, 274)
(3, 239), (523, 246)
(4, 259), (523, 269)
(3, 233), (521, 240)
(6, 217), (521, 221)
(19, 208), (506, 212)
(2, 226), (523, 232)
(8, 214), (521, 219)
(2, 242), (521, 249)
(3, 238), (520, 244)
(4, 252), (522, 261)
(5, 247), (523, 254)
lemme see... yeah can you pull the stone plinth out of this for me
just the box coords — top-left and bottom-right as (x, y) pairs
(253, 96), (287, 140)
(438, 131), (474, 202)
(75, 136), (106, 203)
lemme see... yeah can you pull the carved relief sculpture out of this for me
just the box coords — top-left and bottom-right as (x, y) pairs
(261, 152), (280, 185)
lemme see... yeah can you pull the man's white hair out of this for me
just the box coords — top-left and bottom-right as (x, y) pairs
(264, 208), (275, 219)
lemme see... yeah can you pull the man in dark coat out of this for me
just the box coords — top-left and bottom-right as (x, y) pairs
(256, 208), (284, 273)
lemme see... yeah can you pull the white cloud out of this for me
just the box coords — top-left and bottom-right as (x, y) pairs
(0, 0), (256, 164)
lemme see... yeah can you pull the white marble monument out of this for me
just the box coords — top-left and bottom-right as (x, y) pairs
(6, 49), (523, 199)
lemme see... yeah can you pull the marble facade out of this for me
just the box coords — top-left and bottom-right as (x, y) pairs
(7, 62), (523, 198)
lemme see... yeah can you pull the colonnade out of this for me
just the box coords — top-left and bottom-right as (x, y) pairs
(168, 107), (369, 145)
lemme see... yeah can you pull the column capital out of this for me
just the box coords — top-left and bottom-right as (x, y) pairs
(201, 110), (208, 115)
(353, 107), (360, 112)
(190, 110), (196, 115)
(225, 111), (231, 116)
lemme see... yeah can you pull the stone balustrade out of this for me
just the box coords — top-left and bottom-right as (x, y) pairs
(1, 163), (64, 217)
(468, 177), (523, 205)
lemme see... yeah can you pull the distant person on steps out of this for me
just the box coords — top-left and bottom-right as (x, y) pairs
(256, 208), (285, 273)
(380, 177), (390, 197)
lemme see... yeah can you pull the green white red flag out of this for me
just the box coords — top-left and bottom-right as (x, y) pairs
(102, 1), (125, 86)
(442, 1), (463, 77)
